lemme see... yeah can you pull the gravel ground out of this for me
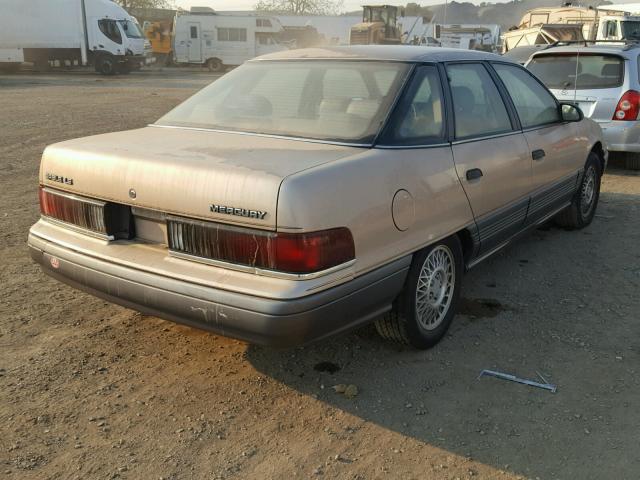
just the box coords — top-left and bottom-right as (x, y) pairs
(1, 70), (639, 480)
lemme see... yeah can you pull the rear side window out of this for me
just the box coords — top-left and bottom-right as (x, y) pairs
(447, 63), (513, 139)
(493, 63), (561, 128)
(380, 65), (445, 145)
(527, 54), (624, 90)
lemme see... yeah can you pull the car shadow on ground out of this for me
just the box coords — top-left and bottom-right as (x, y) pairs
(244, 189), (640, 480)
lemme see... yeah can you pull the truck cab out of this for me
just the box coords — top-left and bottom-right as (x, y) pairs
(85, 0), (152, 74)
(596, 15), (640, 41)
(0, 0), (153, 75)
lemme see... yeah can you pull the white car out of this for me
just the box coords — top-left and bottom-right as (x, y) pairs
(527, 43), (640, 169)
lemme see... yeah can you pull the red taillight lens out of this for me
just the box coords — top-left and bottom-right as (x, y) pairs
(613, 90), (640, 121)
(275, 229), (355, 273)
(167, 217), (355, 274)
(39, 186), (132, 239)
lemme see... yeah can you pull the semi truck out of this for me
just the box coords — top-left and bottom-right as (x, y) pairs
(0, 0), (153, 74)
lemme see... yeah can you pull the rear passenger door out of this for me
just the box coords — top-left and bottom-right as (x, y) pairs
(446, 62), (532, 255)
(492, 62), (585, 224)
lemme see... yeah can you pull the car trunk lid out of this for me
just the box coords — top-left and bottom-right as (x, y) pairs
(39, 126), (362, 231)
(550, 87), (621, 122)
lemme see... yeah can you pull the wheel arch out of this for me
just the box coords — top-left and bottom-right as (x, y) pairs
(404, 227), (477, 272)
(590, 141), (606, 174)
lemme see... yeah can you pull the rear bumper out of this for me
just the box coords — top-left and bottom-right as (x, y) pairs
(597, 120), (640, 152)
(28, 230), (409, 347)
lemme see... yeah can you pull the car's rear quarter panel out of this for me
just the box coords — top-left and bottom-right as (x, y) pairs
(277, 146), (475, 276)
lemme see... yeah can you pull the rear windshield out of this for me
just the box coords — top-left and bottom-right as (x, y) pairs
(527, 53), (624, 90)
(156, 61), (410, 144)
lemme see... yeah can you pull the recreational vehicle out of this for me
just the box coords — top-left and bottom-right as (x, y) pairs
(173, 8), (286, 71)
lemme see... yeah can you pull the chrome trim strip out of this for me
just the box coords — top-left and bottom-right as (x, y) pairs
(521, 122), (564, 133)
(148, 124), (372, 148)
(533, 201), (571, 226)
(41, 216), (114, 241)
(451, 130), (521, 145)
(168, 249), (356, 280)
(376, 142), (450, 150)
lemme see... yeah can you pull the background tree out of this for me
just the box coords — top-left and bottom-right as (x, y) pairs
(255, 0), (343, 15)
(115, 0), (174, 9)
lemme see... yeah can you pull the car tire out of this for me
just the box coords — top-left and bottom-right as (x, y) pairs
(375, 236), (463, 349)
(206, 58), (223, 73)
(555, 152), (601, 229)
(95, 55), (116, 76)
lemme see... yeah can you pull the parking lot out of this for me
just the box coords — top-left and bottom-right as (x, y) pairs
(1, 70), (639, 480)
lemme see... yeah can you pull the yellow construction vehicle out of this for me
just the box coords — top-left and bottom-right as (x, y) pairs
(350, 5), (402, 45)
(143, 20), (173, 64)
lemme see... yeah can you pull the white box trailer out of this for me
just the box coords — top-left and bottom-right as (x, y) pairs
(0, 0), (153, 74)
(173, 8), (287, 72)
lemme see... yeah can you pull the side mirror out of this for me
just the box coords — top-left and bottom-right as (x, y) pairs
(560, 102), (584, 122)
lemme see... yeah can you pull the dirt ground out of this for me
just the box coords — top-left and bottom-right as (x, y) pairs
(1, 70), (639, 480)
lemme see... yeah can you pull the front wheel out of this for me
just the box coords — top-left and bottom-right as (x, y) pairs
(375, 236), (463, 349)
(555, 152), (601, 229)
(95, 55), (116, 75)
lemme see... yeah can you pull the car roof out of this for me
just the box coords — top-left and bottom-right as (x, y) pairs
(252, 45), (509, 63)
(529, 43), (640, 60)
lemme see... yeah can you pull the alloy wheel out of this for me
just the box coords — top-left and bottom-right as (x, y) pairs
(415, 245), (456, 331)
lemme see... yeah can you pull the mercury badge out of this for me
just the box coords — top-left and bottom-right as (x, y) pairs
(46, 173), (73, 185)
(210, 204), (267, 220)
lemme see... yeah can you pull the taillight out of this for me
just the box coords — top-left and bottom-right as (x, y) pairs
(613, 90), (640, 121)
(39, 186), (132, 239)
(167, 216), (355, 274)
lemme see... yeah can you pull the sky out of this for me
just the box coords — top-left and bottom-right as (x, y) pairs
(174, 0), (640, 15)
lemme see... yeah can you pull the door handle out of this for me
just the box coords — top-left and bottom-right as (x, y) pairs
(532, 149), (546, 161)
(466, 168), (483, 181)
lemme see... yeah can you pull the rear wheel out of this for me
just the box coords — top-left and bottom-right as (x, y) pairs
(206, 58), (223, 73)
(375, 236), (463, 349)
(555, 152), (601, 229)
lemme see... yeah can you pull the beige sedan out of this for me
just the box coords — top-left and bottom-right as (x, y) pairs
(28, 46), (606, 349)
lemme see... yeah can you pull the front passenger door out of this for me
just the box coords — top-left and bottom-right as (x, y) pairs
(492, 62), (585, 225)
(447, 63), (532, 255)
